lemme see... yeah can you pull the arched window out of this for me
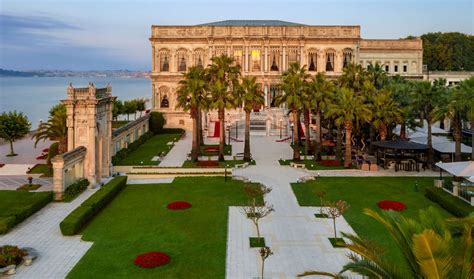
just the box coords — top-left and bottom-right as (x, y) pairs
(233, 49), (243, 69)
(177, 49), (188, 72)
(160, 95), (169, 108)
(270, 55), (279, 71)
(343, 49), (353, 68)
(308, 50), (318, 71)
(179, 57), (187, 72)
(269, 47), (280, 71)
(251, 49), (261, 71)
(325, 50), (335, 72)
(159, 49), (170, 72)
(194, 48), (206, 70)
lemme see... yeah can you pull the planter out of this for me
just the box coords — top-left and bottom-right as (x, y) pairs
(0, 247), (37, 276)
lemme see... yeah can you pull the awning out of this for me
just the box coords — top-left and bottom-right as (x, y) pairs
(432, 142), (472, 154)
(373, 139), (428, 150)
(436, 161), (474, 178)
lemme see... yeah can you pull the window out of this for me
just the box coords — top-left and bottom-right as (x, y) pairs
(288, 49), (298, 66)
(177, 50), (187, 72)
(385, 65), (389, 72)
(233, 49), (243, 69)
(403, 65), (407, 72)
(270, 55), (279, 71)
(394, 65), (398, 72)
(308, 52), (317, 71)
(160, 95), (169, 108)
(343, 49), (352, 68)
(160, 54), (169, 72)
(326, 51), (335, 72)
(251, 49), (261, 71)
(179, 57), (186, 72)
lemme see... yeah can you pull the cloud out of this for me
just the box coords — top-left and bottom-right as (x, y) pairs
(0, 14), (80, 31)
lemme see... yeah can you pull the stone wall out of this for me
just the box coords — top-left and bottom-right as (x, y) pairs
(52, 146), (86, 200)
(111, 114), (150, 156)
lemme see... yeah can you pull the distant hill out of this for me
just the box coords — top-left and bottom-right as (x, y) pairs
(0, 69), (41, 77)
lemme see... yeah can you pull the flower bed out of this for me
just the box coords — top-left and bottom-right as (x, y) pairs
(196, 160), (219, 167)
(204, 147), (219, 153)
(320, 160), (341, 167)
(42, 148), (49, 153)
(134, 252), (170, 268)
(377, 200), (406, 211)
(167, 201), (192, 210)
(0, 245), (26, 268)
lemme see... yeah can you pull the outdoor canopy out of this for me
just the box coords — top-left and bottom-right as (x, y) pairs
(373, 139), (428, 150)
(436, 161), (474, 178)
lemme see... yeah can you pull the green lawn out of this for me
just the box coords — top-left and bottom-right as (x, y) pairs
(0, 190), (53, 234)
(291, 177), (453, 266)
(68, 177), (260, 278)
(28, 164), (53, 177)
(279, 159), (345, 170)
(115, 133), (182, 166)
(181, 159), (256, 168)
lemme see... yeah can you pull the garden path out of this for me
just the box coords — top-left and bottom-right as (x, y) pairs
(229, 136), (358, 278)
(158, 132), (192, 167)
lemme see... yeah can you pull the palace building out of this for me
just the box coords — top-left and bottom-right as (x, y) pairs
(149, 20), (423, 134)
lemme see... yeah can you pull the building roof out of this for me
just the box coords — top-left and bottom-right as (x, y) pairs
(198, 20), (304, 26)
(373, 139), (428, 150)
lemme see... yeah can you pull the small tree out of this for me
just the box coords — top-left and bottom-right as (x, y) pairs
(242, 201), (274, 242)
(112, 99), (123, 121)
(244, 183), (272, 207)
(325, 200), (349, 239)
(259, 246), (273, 279)
(316, 191), (326, 215)
(0, 111), (31, 156)
(136, 98), (147, 117)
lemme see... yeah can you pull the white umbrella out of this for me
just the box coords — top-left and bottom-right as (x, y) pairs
(410, 135), (450, 145)
(469, 176), (474, 183)
(433, 142), (472, 154)
(436, 161), (474, 178)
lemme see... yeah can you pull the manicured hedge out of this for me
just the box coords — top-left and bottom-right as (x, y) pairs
(63, 179), (90, 202)
(149, 112), (165, 134)
(60, 176), (127, 235)
(112, 131), (153, 165)
(425, 187), (473, 217)
(0, 191), (53, 234)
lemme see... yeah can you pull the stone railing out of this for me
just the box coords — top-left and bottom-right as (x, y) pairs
(51, 146), (86, 200)
(111, 114), (150, 156)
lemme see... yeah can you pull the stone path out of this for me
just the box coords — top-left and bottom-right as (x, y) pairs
(159, 132), (192, 167)
(0, 188), (98, 278)
(228, 136), (358, 278)
(0, 175), (53, 191)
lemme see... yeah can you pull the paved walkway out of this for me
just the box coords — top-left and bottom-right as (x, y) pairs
(0, 188), (98, 278)
(228, 136), (358, 278)
(0, 175), (53, 191)
(159, 132), (192, 167)
(0, 138), (52, 164)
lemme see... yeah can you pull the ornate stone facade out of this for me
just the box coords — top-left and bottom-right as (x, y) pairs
(149, 20), (423, 131)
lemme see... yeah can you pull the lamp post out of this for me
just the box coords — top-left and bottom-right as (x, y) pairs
(227, 122), (231, 145)
(225, 164), (229, 182)
(279, 118), (283, 139)
(290, 122), (294, 144)
(235, 120), (238, 138)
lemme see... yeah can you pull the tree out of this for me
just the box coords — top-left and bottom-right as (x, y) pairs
(338, 63), (367, 94)
(33, 105), (68, 153)
(259, 246), (273, 279)
(299, 207), (474, 279)
(112, 99), (123, 121)
(49, 103), (66, 117)
(307, 73), (334, 160)
(176, 66), (207, 162)
(390, 79), (416, 140)
(457, 76), (474, 160)
(275, 62), (309, 160)
(316, 191), (327, 216)
(325, 88), (372, 168)
(136, 98), (146, 117)
(0, 111), (31, 156)
(241, 184), (274, 244)
(370, 88), (403, 141)
(366, 63), (388, 89)
(237, 76), (264, 162)
(207, 55), (240, 161)
(325, 200), (349, 240)
(123, 99), (137, 121)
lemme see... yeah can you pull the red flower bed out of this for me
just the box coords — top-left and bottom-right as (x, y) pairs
(167, 201), (192, 210)
(204, 147), (219, 153)
(320, 160), (341, 167)
(196, 160), (219, 167)
(134, 252), (170, 268)
(377, 200), (406, 211)
(42, 148), (49, 153)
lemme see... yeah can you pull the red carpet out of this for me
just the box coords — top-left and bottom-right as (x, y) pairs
(212, 121), (220, 138)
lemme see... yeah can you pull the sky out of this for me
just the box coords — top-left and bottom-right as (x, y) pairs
(1, 0), (473, 71)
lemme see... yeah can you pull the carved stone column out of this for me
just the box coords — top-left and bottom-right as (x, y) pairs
(264, 45), (268, 73)
(264, 83), (268, 107)
(282, 45), (287, 71)
(335, 50), (343, 73)
(245, 45), (249, 73)
(152, 46), (156, 72)
(300, 44), (305, 67)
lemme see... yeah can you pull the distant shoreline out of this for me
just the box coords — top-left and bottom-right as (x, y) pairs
(0, 69), (150, 79)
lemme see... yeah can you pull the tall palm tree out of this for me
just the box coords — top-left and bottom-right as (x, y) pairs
(236, 76), (264, 162)
(207, 55), (240, 161)
(307, 73), (334, 160)
(275, 62), (309, 160)
(33, 107), (67, 154)
(390, 79), (416, 140)
(338, 63), (367, 94)
(370, 88), (403, 141)
(325, 87), (372, 168)
(366, 63), (388, 89)
(176, 66), (207, 162)
(299, 207), (473, 279)
(457, 76), (474, 160)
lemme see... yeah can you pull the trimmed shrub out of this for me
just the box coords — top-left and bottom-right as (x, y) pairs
(149, 112), (165, 134)
(63, 179), (90, 202)
(47, 142), (59, 165)
(0, 217), (15, 235)
(425, 187), (473, 217)
(60, 176), (128, 235)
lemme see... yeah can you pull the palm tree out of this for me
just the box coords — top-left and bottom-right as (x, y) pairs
(207, 55), (240, 161)
(366, 63), (388, 89)
(33, 109), (67, 154)
(176, 66), (207, 162)
(307, 73), (334, 160)
(457, 76), (474, 160)
(338, 63), (367, 94)
(275, 62), (309, 160)
(325, 88), (372, 168)
(390, 79), (416, 140)
(370, 88), (403, 141)
(299, 207), (473, 279)
(237, 76), (264, 162)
